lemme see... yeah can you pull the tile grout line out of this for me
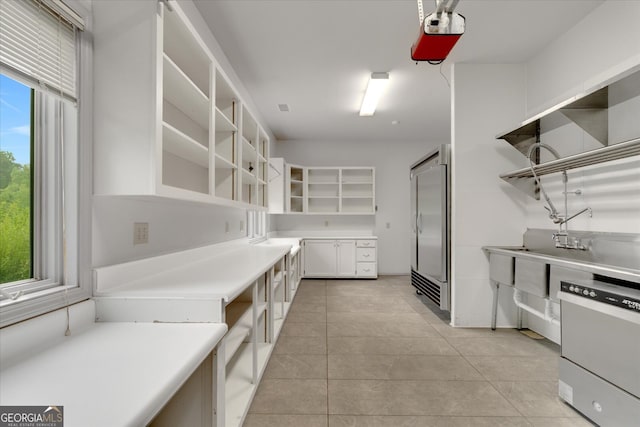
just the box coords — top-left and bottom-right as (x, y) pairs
(325, 281), (329, 427)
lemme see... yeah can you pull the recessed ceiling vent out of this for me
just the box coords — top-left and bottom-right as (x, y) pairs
(278, 104), (290, 112)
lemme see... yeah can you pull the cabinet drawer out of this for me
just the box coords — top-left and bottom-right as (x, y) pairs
(356, 247), (376, 262)
(356, 239), (376, 248)
(356, 262), (377, 277)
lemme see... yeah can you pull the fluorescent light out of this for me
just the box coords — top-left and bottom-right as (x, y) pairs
(359, 72), (389, 116)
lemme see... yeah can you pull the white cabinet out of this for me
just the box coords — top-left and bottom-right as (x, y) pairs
(93, 1), (269, 209)
(303, 240), (337, 277)
(286, 164), (305, 213)
(307, 168), (341, 213)
(340, 168), (376, 214)
(355, 240), (378, 278)
(336, 240), (357, 277)
(268, 157), (285, 214)
(307, 167), (375, 214)
(286, 249), (302, 299)
(303, 239), (376, 278)
(272, 164), (375, 214)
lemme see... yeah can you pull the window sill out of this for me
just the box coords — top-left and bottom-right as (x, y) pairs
(0, 285), (90, 328)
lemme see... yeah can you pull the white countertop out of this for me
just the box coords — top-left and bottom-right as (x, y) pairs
(270, 231), (376, 240)
(295, 235), (377, 240)
(0, 321), (227, 427)
(258, 237), (302, 256)
(97, 245), (290, 302)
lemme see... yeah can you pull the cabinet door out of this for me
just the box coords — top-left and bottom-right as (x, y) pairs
(336, 240), (356, 277)
(304, 240), (337, 277)
(268, 157), (285, 213)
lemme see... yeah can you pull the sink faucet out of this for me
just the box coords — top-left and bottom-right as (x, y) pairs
(527, 139), (593, 250)
(552, 231), (589, 250)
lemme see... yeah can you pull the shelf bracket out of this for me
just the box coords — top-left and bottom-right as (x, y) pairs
(560, 107), (608, 146)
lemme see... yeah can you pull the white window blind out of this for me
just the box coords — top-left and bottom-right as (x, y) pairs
(0, 0), (80, 101)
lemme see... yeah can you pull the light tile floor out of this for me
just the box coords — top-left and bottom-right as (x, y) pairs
(245, 276), (593, 427)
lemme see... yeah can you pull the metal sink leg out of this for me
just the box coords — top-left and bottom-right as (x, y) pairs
(491, 281), (499, 330)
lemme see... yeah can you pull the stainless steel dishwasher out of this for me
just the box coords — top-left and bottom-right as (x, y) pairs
(558, 279), (640, 425)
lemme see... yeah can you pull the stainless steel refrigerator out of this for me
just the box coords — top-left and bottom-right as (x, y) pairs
(410, 145), (450, 311)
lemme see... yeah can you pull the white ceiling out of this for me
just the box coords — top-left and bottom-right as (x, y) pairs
(194, 0), (604, 143)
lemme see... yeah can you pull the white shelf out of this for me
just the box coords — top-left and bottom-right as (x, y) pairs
(341, 169), (374, 184)
(307, 168), (339, 184)
(215, 107), (237, 132)
(342, 180), (373, 185)
(225, 342), (274, 427)
(342, 195), (374, 199)
(242, 136), (257, 152)
(255, 302), (268, 316)
(225, 343), (256, 427)
(272, 271), (285, 293)
(241, 106), (259, 147)
(162, 122), (208, 167)
(241, 169), (257, 185)
(163, 6), (210, 95)
(224, 302), (253, 365)
(215, 153), (237, 169)
(163, 54), (209, 130)
(273, 316), (285, 337)
(215, 71), (237, 126)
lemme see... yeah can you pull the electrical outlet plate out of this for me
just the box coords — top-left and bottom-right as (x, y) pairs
(133, 222), (149, 245)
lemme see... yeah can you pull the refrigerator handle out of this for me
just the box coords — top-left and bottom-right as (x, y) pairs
(417, 212), (423, 233)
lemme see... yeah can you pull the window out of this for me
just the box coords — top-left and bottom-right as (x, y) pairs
(0, 76), (32, 285)
(0, 0), (90, 327)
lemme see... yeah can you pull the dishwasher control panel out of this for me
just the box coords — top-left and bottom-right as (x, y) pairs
(561, 281), (640, 313)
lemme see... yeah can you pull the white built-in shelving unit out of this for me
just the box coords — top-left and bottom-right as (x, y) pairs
(341, 168), (376, 214)
(92, 242), (301, 427)
(307, 168), (340, 213)
(286, 164), (305, 213)
(93, 1), (269, 209)
(275, 164), (375, 214)
(214, 72), (238, 201)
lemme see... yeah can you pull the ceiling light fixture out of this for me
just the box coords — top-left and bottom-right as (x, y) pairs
(359, 72), (389, 117)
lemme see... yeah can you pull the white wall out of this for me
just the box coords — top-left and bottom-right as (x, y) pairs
(521, 0), (640, 340)
(450, 64), (528, 328)
(449, 0), (640, 339)
(526, 1), (640, 116)
(273, 139), (441, 275)
(92, 198), (247, 267)
(524, 0), (640, 235)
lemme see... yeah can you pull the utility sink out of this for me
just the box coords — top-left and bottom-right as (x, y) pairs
(484, 229), (640, 285)
(485, 229), (640, 330)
